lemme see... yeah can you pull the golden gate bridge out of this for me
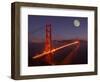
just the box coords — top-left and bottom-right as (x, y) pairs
(32, 24), (80, 65)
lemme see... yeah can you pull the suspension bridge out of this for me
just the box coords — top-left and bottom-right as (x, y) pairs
(31, 24), (80, 65)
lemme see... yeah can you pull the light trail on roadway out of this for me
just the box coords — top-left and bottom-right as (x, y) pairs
(32, 41), (80, 59)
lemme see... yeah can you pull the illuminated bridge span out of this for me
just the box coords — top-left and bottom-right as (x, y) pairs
(32, 24), (80, 65)
(32, 41), (79, 59)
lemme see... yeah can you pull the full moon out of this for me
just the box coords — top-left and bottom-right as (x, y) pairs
(73, 19), (80, 27)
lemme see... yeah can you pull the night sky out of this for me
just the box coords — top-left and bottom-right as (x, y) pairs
(28, 15), (88, 43)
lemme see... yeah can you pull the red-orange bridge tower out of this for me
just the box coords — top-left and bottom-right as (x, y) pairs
(45, 24), (54, 64)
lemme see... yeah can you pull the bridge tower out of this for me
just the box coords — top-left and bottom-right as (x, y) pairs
(44, 24), (53, 64)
